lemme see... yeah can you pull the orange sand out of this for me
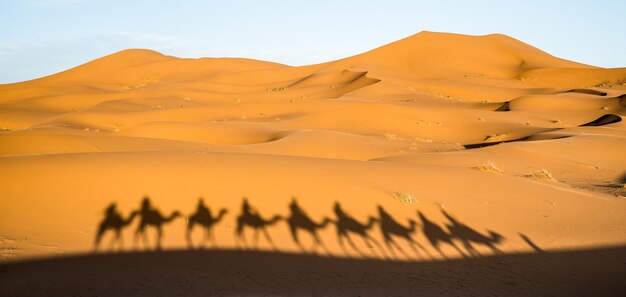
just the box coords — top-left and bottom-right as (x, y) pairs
(1, 32), (625, 263)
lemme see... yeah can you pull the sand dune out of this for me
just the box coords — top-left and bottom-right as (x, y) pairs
(1, 30), (625, 286)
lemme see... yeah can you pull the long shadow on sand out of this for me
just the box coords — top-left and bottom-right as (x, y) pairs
(2, 247), (625, 297)
(418, 211), (467, 259)
(94, 203), (138, 251)
(134, 196), (182, 251)
(186, 198), (228, 249)
(441, 210), (505, 256)
(95, 197), (512, 259)
(286, 197), (333, 254)
(375, 205), (430, 259)
(235, 198), (283, 250)
(333, 202), (383, 257)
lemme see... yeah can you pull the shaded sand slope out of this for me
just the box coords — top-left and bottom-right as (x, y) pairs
(0, 31), (626, 262)
(2, 247), (625, 297)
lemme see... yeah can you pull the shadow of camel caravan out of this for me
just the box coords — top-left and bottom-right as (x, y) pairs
(93, 196), (521, 259)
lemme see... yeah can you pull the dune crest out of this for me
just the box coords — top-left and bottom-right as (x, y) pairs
(0, 31), (625, 263)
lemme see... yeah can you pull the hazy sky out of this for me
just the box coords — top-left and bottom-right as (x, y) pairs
(1, 0), (625, 83)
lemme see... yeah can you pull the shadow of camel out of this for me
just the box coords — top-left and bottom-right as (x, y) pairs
(286, 197), (333, 254)
(376, 205), (430, 259)
(417, 211), (466, 259)
(134, 196), (181, 251)
(235, 197), (282, 250)
(333, 202), (382, 257)
(94, 203), (137, 252)
(442, 210), (504, 256)
(186, 198), (228, 249)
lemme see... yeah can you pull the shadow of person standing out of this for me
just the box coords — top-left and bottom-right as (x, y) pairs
(442, 210), (504, 256)
(286, 197), (333, 254)
(333, 202), (382, 258)
(134, 196), (181, 251)
(186, 198), (228, 249)
(94, 202), (137, 252)
(376, 205), (430, 259)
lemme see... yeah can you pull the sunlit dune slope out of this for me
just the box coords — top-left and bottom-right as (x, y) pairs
(1, 31), (625, 261)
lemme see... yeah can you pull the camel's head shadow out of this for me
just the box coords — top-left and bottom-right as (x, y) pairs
(376, 205), (386, 215)
(416, 211), (427, 221)
(487, 230), (505, 243)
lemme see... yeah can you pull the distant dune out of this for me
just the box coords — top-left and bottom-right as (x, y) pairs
(0, 32), (625, 295)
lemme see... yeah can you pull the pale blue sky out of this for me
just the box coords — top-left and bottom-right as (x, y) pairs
(1, 0), (625, 83)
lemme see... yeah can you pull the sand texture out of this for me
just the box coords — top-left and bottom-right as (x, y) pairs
(1, 31), (625, 296)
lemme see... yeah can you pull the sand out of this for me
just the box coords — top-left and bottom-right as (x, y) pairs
(1, 31), (625, 295)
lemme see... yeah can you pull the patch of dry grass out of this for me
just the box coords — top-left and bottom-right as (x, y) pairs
(525, 169), (557, 181)
(392, 192), (417, 205)
(472, 160), (504, 174)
